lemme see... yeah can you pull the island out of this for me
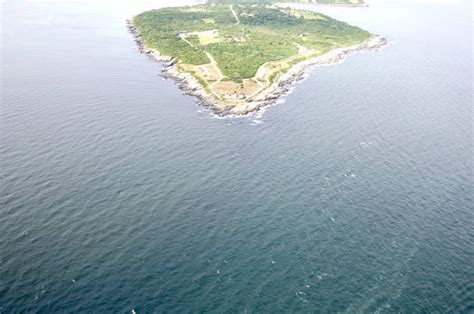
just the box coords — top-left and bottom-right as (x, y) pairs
(209, 0), (367, 7)
(129, 3), (386, 115)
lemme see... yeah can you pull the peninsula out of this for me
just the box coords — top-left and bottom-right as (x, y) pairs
(130, 4), (386, 115)
(209, 0), (367, 7)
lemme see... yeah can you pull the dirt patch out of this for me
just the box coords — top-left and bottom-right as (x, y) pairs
(183, 30), (220, 45)
(202, 18), (215, 24)
(179, 64), (221, 83)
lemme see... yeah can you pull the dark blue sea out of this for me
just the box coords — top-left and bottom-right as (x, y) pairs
(1, 0), (472, 312)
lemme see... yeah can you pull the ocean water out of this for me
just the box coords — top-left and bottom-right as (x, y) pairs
(1, 0), (472, 312)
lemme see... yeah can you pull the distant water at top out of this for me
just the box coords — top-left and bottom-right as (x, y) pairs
(1, 0), (472, 312)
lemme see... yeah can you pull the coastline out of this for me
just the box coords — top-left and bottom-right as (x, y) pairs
(127, 20), (387, 116)
(283, 3), (369, 7)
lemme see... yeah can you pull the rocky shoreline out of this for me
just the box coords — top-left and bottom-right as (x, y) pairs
(127, 20), (222, 113)
(127, 20), (387, 117)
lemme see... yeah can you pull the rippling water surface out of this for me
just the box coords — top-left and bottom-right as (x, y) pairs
(1, 0), (472, 312)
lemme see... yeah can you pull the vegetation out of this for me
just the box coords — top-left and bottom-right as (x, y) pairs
(133, 4), (371, 105)
(134, 5), (370, 81)
(208, 0), (365, 5)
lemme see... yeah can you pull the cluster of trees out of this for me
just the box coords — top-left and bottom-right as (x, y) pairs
(239, 7), (303, 26)
(134, 8), (214, 64)
(208, 0), (273, 4)
(207, 32), (297, 81)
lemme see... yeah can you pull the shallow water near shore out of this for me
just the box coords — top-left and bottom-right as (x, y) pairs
(1, 0), (472, 312)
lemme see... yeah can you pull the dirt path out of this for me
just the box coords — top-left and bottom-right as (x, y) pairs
(178, 32), (225, 98)
(205, 52), (224, 83)
(230, 5), (240, 25)
(205, 52), (227, 100)
(178, 30), (316, 102)
(179, 34), (195, 48)
(254, 43), (315, 84)
(178, 33), (222, 81)
(178, 34), (222, 80)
